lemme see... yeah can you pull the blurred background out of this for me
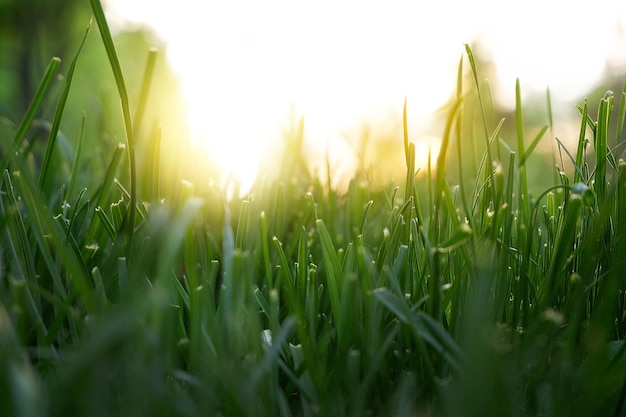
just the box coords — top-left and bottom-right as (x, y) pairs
(1, 0), (625, 193)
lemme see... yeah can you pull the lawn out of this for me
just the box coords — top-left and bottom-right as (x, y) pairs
(1, 1), (626, 416)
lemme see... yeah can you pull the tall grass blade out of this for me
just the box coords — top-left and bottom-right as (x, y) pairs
(465, 44), (496, 162)
(150, 126), (162, 202)
(455, 54), (473, 228)
(90, 0), (137, 243)
(595, 91), (613, 200)
(618, 82), (626, 145)
(133, 48), (158, 135)
(316, 218), (342, 331)
(66, 113), (87, 200)
(38, 21), (91, 190)
(403, 97), (409, 168)
(466, 44), (499, 226)
(0, 58), (60, 174)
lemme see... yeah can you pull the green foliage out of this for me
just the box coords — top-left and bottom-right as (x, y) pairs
(1, 5), (626, 416)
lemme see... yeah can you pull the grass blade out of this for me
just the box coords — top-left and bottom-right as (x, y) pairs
(90, 0), (137, 244)
(66, 113), (87, 201)
(133, 48), (158, 136)
(11, 168), (95, 311)
(594, 91), (613, 200)
(316, 218), (342, 330)
(38, 20), (91, 190)
(0, 58), (60, 174)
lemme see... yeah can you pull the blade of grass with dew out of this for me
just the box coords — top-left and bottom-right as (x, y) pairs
(94, 206), (116, 241)
(63, 194), (88, 245)
(470, 118), (505, 229)
(272, 235), (297, 312)
(90, 266), (108, 305)
(540, 193), (583, 309)
(493, 151), (517, 320)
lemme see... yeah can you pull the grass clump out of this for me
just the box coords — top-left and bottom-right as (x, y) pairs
(1, 3), (626, 416)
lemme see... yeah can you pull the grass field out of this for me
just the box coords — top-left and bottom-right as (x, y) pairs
(1, 2), (626, 416)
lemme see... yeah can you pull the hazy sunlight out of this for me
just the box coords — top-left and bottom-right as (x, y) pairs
(105, 0), (626, 190)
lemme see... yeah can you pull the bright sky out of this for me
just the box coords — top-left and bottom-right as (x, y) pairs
(104, 0), (626, 189)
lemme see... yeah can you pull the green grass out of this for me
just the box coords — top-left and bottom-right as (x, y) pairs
(1, 3), (626, 416)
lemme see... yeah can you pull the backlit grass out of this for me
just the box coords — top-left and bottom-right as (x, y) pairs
(1, 2), (626, 416)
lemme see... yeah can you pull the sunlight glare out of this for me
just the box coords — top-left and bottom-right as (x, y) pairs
(105, 0), (626, 191)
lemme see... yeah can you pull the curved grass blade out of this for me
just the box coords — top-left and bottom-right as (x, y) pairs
(519, 125), (549, 167)
(435, 97), (463, 192)
(38, 20), (91, 190)
(555, 137), (585, 183)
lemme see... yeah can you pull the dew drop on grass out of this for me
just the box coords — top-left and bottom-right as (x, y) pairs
(572, 182), (589, 194)
(572, 182), (595, 206)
